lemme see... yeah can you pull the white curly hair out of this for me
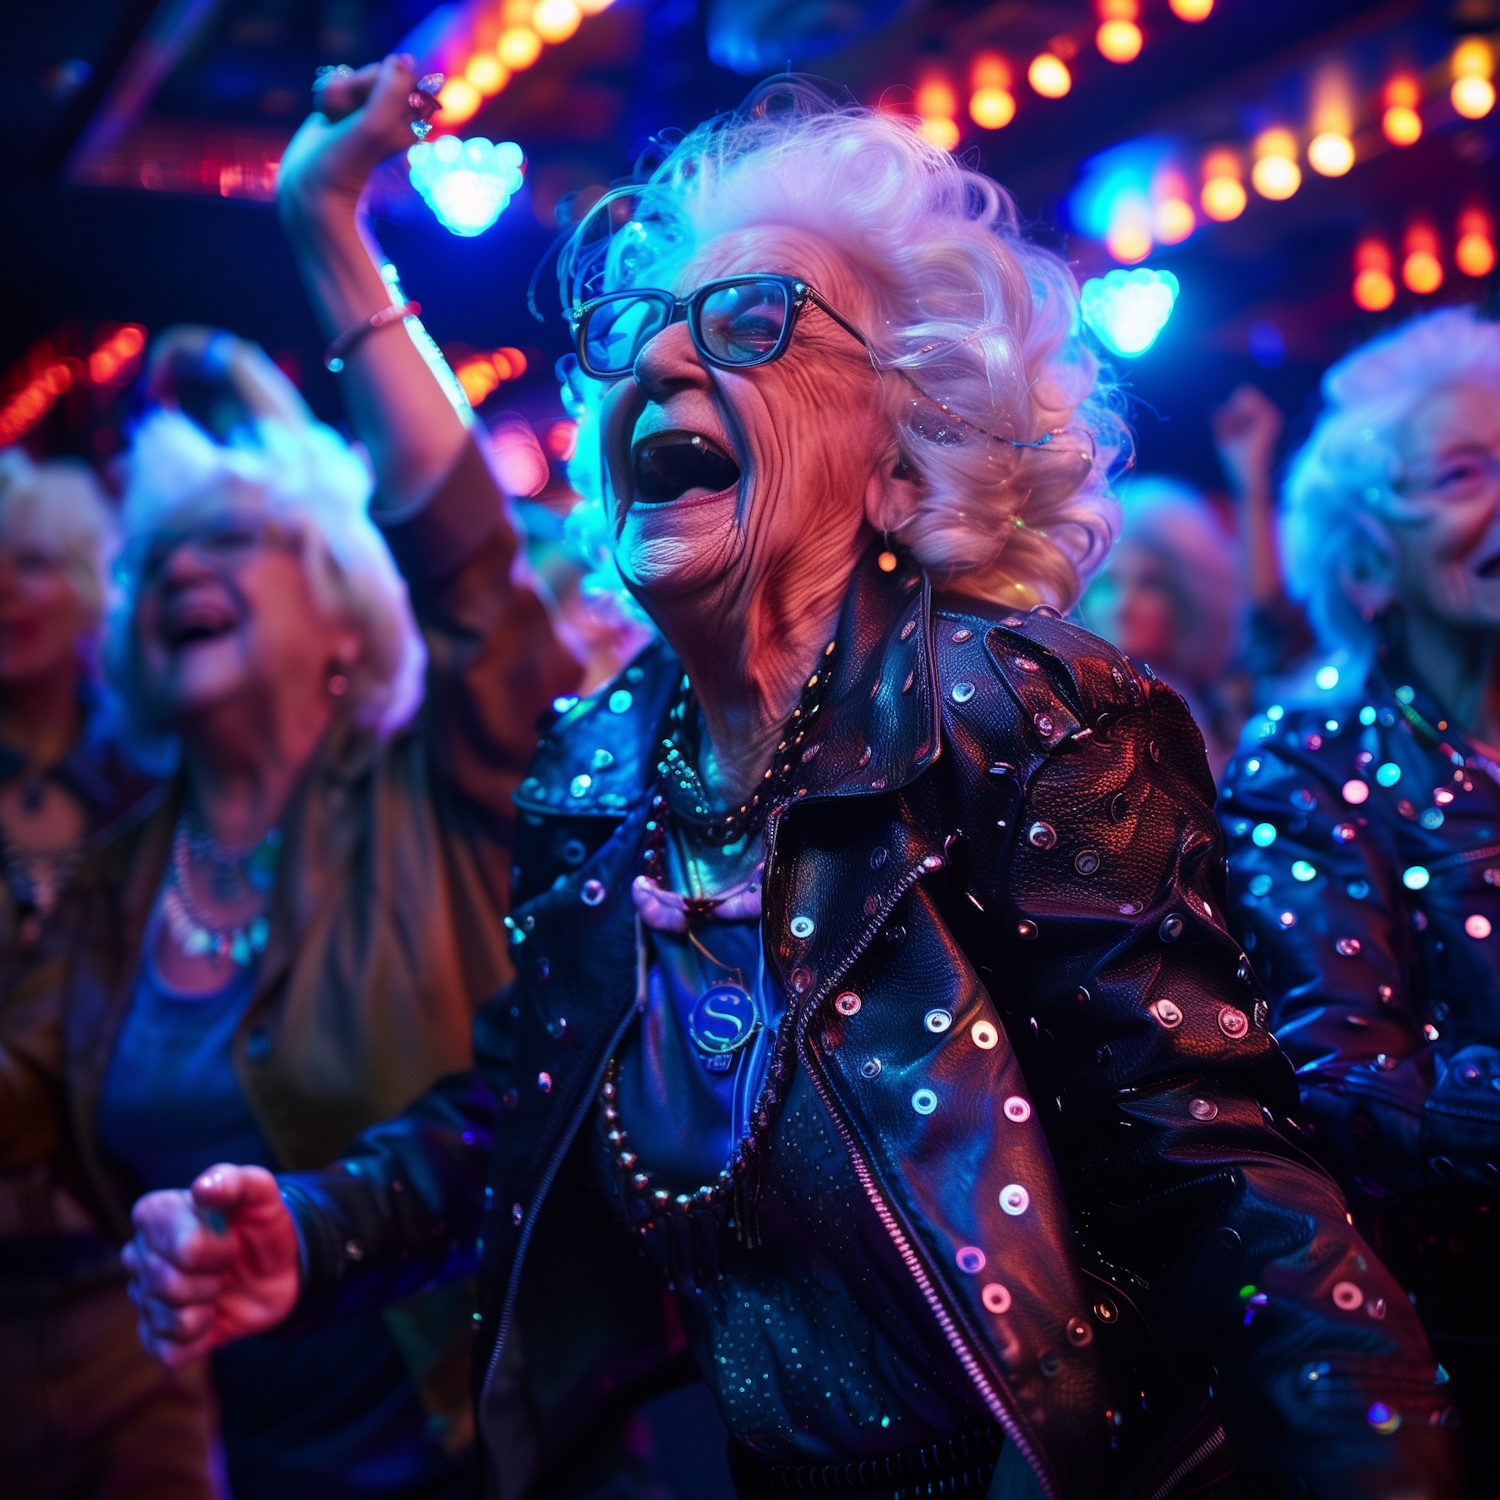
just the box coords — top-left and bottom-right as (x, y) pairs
(1283, 305), (1500, 665)
(109, 409), (426, 739)
(0, 448), (119, 630)
(557, 79), (1128, 616)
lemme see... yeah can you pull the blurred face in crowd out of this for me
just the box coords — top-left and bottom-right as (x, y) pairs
(1093, 539), (1183, 673)
(1379, 381), (1500, 633)
(0, 536), (91, 688)
(599, 226), (898, 624)
(130, 495), (359, 731)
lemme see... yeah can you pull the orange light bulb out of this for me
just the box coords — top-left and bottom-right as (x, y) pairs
(1096, 20), (1143, 64)
(1028, 53), (1071, 99)
(969, 87), (1016, 129)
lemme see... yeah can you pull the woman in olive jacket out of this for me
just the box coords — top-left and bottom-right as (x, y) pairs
(16, 316), (578, 1499)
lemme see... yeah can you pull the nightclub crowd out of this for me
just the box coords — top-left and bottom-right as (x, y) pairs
(2, 46), (1498, 1500)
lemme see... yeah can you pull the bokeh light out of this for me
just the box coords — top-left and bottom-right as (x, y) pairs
(918, 117), (960, 150)
(408, 135), (525, 236)
(1353, 238), (1396, 311)
(1079, 267), (1180, 357)
(465, 54), (509, 96)
(436, 78), (482, 126)
(1402, 233), (1444, 295)
(1307, 131), (1354, 176)
(1250, 130), (1300, 200)
(1382, 77), (1422, 145)
(1453, 75), (1496, 119)
(1097, 21), (1143, 65)
(1028, 53), (1071, 99)
(532, 0), (582, 44)
(1154, 196), (1195, 244)
(1456, 210), (1496, 277)
(970, 86), (1015, 128)
(498, 26), (543, 70)
(1168, 0), (1213, 18)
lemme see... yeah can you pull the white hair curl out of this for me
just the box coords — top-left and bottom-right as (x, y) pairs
(558, 79), (1128, 615)
(1283, 305), (1500, 663)
(109, 409), (426, 739)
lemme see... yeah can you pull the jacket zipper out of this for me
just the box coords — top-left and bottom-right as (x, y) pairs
(480, 916), (649, 1406)
(1142, 1422), (1227, 1500)
(779, 849), (1056, 1500)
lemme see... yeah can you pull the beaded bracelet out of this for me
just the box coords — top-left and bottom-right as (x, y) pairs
(323, 301), (421, 372)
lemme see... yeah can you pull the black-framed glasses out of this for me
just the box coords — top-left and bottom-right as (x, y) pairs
(130, 514), (295, 585)
(570, 274), (875, 379)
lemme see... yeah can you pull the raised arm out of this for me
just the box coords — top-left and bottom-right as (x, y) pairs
(277, 54), (469, 511)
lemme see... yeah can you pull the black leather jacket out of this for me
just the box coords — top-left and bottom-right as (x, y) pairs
(279, 556), (1458, 1500)
(1219, 666), (1500, 1355)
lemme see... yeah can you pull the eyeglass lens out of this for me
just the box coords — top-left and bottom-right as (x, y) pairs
(694, 279), (792, 366)
(581, 279), (795, 376)
(581, 294), (672, 378)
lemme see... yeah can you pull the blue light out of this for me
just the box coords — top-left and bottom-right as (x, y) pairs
(1251, 823), (1277, 847)
(408, 135), (524, 237)
(1080, 268), (1180, 358)
(1315, 665), (1339, 690)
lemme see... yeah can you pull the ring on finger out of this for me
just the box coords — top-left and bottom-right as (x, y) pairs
(408, 72), (444, 139)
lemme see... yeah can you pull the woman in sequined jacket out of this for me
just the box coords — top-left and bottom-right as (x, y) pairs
(1220, 306), (1500, 1493)
(124, 64), (1459, 1500)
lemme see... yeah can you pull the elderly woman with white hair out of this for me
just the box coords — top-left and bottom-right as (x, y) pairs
(1080, 477), (1246, 777)
(125, 59), (1457, 1500)
(1220, 305), (1500, 1492)
(0, 454), (204, 1497)
(22, 319), (578, 1500)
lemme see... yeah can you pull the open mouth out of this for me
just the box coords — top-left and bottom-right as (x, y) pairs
(161, 598), (238, 649)
(631, 430), (740, 504)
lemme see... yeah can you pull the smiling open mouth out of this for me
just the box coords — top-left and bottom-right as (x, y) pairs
(162, 600), (237, 648)
(632, 431), (741, 504)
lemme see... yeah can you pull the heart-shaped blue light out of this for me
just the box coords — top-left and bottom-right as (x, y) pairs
(408, 136), (525, 237)
(1079, 267), (1180, 358)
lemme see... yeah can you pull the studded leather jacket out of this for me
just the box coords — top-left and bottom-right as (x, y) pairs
(1219, 666), (1500, 1386)
(278, 554), (1459, 1500)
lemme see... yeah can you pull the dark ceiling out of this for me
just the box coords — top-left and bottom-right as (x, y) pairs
(4, 0), (1499, 489)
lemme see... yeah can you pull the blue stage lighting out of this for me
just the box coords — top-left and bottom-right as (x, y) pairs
(408, 136), (525, 237)
(1079, 267), (1180, 358)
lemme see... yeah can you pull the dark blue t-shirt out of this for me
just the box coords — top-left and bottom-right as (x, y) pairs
(97, 913), (475, 1500)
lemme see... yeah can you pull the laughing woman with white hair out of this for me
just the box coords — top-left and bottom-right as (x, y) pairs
(24, 325), (578, 1499)
(126, 59), (1457, 1500)
(1221, 306), (1500, 1491)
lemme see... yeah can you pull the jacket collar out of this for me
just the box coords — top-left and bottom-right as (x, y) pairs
(514, 546), (941, 820)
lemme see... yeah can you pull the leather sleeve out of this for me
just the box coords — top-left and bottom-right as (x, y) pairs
(974, 636), (1459, 1499)
(277, 989), (510, 1328)
(381, 433), (583, 843)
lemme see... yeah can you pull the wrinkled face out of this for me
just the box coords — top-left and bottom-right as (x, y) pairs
(598, 226), (894, 617)
(0, 540), (90, 685)
(130, 498), (356, 728)
(1090, 541), (1182, 670)
(1384, 381), (1500, 630)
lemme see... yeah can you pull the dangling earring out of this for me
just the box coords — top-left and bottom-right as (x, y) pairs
(327, 664), (350, 697)
(877, 529), (898, 574)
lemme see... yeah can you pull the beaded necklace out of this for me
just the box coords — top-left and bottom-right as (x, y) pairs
(641, 638), (836, 891)
(161, 813), (282, 966)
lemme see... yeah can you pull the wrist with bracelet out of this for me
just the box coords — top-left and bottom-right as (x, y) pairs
(323, 301), (421, 373)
